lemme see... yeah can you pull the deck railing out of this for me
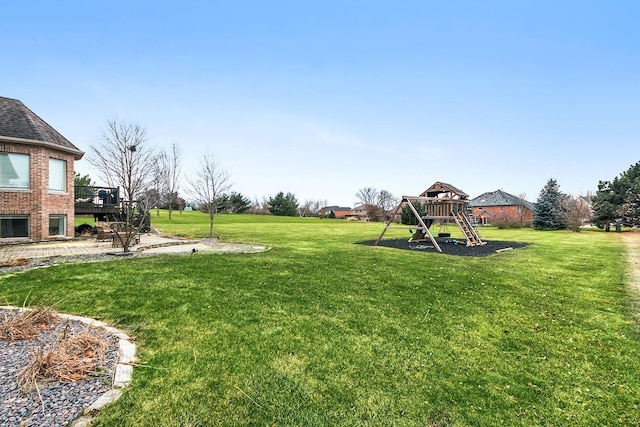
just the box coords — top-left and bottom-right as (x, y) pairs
(74, 186), (120, 208)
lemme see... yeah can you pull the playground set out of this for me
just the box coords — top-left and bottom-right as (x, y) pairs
(375, 182), (486, 253)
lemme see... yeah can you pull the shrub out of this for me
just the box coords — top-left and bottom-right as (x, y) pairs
(493, 217), (530, 229)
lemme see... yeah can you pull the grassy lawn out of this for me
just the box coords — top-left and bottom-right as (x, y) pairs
(3, 211), (640, 425)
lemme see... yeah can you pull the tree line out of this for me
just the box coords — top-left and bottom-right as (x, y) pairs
(80, 119), (402, 230)
(82, 118), (640, 241)
(529, 161), (640, 232)
(78, 118), (337, 242)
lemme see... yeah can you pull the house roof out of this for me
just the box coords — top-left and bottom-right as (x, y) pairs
(419, 181), (469, 199)
(470, 189), (535, 210)
(0, 96), (84, 159)
(323, 205), (352, 211)
(351, 204), (369, 210)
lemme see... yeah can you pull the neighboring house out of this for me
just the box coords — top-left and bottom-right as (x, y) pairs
(320, 205), (352, 219)
(347, 204), (371, 221)
(0, 96), (84, 242)
(470, 189), (534, 226)
(347, 203), (402, 222)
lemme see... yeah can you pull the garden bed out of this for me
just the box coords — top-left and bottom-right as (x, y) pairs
(0, 308), (120, 427)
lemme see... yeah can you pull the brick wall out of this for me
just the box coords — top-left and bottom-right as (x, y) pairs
(1, 142), (77, 241)
(472, 205), (534, 225)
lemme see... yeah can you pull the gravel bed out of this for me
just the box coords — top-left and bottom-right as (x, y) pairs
(0, 253), (145, 275)
(0, 309), (119, 427)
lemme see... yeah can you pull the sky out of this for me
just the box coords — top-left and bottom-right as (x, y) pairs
(1, 1), (639, 207)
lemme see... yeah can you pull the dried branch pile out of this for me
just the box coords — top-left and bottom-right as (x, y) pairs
(0, 307), (58, 340)
(0, 257), (30, 268)
(18, 332), (110, 391)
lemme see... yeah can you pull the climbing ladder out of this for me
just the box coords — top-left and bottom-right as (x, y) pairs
(453, 212), (486, 247)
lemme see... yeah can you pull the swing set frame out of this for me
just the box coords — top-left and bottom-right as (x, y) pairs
(375, 182), (485, 253)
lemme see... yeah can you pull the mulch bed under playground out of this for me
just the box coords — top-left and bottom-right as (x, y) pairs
(359, 237), (528, 257)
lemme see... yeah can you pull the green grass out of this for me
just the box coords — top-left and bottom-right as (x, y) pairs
(3, 211), (640, 426)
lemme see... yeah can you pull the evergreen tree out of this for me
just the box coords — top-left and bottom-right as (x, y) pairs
(401, 201), (425, 225)
(73, 172), (96, 200)
(218, 192), (252, 213)
(592, 161), (640, 228)
(227, 192), (252, 213)
(74, 172), (94, 187)
(533, 178), (568, 230)
(268, 192), (299, 216)
(621, 185), (640, 226)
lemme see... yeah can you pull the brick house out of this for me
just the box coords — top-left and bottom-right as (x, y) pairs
(470, 189), (534, 226)
(320, 205), (352, 219)
(0, 96), (84, 242)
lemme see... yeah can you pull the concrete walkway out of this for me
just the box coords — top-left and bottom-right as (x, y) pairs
(0, 234), (267, 265)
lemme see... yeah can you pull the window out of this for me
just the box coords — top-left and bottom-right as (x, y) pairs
(49, 215), (66, 237)
(49, 158), (66, 192)
(0, 153), (30, 189)
(0, 216), (29, 238)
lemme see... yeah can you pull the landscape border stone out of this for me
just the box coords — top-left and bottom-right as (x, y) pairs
(0, 306), (137, 427)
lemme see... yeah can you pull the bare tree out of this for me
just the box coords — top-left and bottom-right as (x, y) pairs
(187, 154), (232, 238)
(356, 187), (378, 206)
(88, 118), (157, 252)
(143, 185), (162, 217)
(356, 187), (397, 221)
(517, 192), (528, 225)
(248, 197), (270, 215)
(300, 199), (327, 217)
(150, 158), (165, 217)
(356, 187), (380, 220)
(157, 142), (182, 219)
(377, 190), (398, 219)
(563, 195), (592, 232)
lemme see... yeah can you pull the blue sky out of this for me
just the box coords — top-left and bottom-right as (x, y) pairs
(2, 1), (639, 207)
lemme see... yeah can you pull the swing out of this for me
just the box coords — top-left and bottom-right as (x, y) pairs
(438, 222), (451, 238)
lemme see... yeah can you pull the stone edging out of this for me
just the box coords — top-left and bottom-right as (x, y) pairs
(0, 306), (137, 427)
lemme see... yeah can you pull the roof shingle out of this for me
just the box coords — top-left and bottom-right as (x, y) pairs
(0, 96), (83, 159)
(470, 189), (534, 210)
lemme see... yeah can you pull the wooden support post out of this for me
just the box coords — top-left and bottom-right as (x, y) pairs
(406, 200), (442, 252)
(375, 199), (403, 245)
(375, 197), (442, 253)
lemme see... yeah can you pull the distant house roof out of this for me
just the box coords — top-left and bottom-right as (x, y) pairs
(0, 96), (84, 159)
(323, 205), (352, 211)
(419, 181), (469, 199)
(351, 204), (371, 210)
(470, 190), (535, 211)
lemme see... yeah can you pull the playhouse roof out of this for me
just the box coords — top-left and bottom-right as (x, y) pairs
(0, 96), (84, 159)
(419, 182), (469, 199)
